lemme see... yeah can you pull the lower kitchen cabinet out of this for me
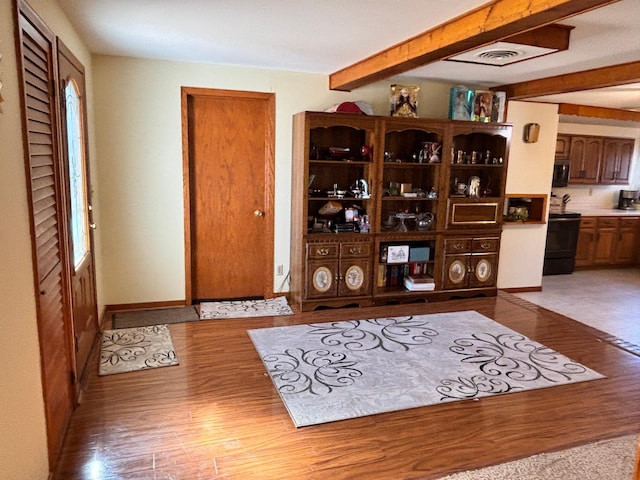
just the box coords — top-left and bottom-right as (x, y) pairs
(576, 216), (639, 267)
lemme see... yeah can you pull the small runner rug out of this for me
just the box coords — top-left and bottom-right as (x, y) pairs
(99, 325), (179, 376)
(248, 310), (605, 427)
(199, 296), (293, 319)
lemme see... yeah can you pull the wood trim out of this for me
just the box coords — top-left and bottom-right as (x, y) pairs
(105, 300), (187, 313)
(329, 0), (618, 91)
(500, 286), (543, 293)
(558, 103), (640, 123)
(181, 87), (276, 303)
(496, 61), (640, 99)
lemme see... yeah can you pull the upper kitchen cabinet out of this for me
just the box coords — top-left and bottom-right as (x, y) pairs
(600, 138), (635, 185)
(568, 136), (603, 184)
(557, 134), (635, 186)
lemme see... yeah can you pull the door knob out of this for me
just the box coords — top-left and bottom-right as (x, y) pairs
(254, 210), (264, 217)
(89, 223), (97, 230)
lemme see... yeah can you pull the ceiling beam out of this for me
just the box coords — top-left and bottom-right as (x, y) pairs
(558, 103), (640, 122)
(329, 0), (620, 91)
(495, 60), (640, 99)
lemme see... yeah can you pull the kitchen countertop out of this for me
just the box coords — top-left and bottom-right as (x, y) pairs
(572, 208), (640, 217)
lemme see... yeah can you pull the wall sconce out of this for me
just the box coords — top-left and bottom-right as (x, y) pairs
(523, 123), (540, 143)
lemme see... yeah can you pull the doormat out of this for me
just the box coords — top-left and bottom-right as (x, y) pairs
(248, 310), (605, 427)
(112, 306), (200, 329)
(99, 325), (179, 376)
(199, 296), (293, 319)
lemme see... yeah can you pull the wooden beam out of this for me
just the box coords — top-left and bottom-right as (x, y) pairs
(495, 61), (640, 99)
(558, 103), (640, 122)
(329, 0), (620, 91)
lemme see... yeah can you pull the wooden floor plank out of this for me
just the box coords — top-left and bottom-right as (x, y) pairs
(54, 293), (640, 479)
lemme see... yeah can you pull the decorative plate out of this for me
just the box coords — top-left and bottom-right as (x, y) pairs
(312, 266), (332, 293)
(344, 265), (364, 291)
(448, 260), (466, 284)
(475, 258), (492, 283)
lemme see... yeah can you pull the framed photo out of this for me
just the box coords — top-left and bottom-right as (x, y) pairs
(491, 91), (506, 122)
(387, 245), (409, 263)
(390, 85), (419, 118)
(449, 86), (474, 120)
(472, 90), (493, 122)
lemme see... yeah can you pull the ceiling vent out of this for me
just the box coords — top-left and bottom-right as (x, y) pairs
(447, 42), (559, 66)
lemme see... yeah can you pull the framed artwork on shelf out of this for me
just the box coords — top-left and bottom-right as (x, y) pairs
(390, 84), (419, 118)
(472, 90), (493, 122)
(449, 86), (474, 121)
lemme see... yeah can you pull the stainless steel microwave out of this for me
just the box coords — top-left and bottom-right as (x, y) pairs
(552, 159), (570, 187)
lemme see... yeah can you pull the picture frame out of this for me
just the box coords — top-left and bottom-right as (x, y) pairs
(387, 245), (409, 263)
(472, 90), (493, 122)
(390, 85), (419, 118)
(449, 86), (474, 120)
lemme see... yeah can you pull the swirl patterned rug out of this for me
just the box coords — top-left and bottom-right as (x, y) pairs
(199, 296), (293, 319)
(248, 310), (605, 427)
(99, 325), (179, 376)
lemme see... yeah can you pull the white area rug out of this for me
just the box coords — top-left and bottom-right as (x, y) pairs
(248, 310), (605, 427)
(99, 325), (179, 376)
(199, 296), (293, 319)
(439, 434), (638, 480)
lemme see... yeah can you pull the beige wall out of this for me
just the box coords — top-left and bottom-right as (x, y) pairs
(0, 0), (94, 478)
(497, 101), (560, 289)
(91, 55), (454, 304)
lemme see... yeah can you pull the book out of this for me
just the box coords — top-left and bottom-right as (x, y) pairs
(403, 275), (435, 291)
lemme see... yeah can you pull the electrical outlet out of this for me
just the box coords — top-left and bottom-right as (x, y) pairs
(276, 264), (284, 276)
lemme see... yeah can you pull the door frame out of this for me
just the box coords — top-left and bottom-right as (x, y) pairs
(181, 87), (275, 304)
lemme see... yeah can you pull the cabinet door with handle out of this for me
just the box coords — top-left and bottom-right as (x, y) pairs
(443, 254), (469, 290)
(468, 253), (497, 288)
(306, 260), (339, 299)
(337, 258), (371, 297)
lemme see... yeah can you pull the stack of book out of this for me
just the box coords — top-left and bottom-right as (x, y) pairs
(403, 275), (435, 291)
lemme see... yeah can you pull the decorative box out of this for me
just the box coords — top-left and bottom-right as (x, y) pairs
(409, 246), (430, 262)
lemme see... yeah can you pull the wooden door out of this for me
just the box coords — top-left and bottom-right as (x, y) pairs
(57, 40), (99, 380)
(183, 88), (274, 302)
(17, 1), (75, 469)
(575, 218), (597, 267)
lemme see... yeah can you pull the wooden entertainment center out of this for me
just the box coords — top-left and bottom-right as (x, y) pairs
(290, 111), (512, 311)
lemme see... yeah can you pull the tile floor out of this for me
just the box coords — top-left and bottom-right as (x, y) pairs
(514, 268), (640, 346)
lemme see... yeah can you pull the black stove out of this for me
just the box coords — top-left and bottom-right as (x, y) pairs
(543, 212), (582, 275)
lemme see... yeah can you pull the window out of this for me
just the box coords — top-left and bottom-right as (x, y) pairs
(64, 79), (89, 269)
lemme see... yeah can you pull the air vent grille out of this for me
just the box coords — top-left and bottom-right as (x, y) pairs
(476, 49), (523, 60)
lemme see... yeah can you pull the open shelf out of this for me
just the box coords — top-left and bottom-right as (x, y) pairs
(503, 194), (548, 224)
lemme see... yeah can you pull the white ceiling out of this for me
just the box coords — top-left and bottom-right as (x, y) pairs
(56, 0), (640, 111)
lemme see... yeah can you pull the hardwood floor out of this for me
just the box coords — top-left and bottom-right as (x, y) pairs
(54, 292), (640, 479)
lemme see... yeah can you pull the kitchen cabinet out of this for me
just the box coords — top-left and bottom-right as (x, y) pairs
(575, 216), (639, 267)
(575, 217), (597, 267)
(290, 111), (511, 310)
(556, 134), (635, 185)
(614, 217), (640, 264)
(568, 136), (603, 184)
(600, 138), (635, 185)
(555, 134), (571, 159)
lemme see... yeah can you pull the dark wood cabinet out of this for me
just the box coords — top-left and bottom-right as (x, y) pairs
(600, 138), (634, 185)
(557, 134), (634, 185)
(568, 136), (603, 184)
(290, 111), (510, 310)
(555, 134), (571, 158)
(575, 217), (597, 267)
(576, 216), (639, 267)
(442, 237), (499, 290)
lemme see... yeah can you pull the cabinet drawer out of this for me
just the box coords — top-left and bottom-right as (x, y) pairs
(472, 237), (499, 253)
(597, 217), (619, 229)
(340, 242), (371, 258)
(620, 217), (639, 228)
(579, 217), (597, 229)
(448, 202), (500, 226)
(445, 238), (472, 254)
(307, 243), (339, 259)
